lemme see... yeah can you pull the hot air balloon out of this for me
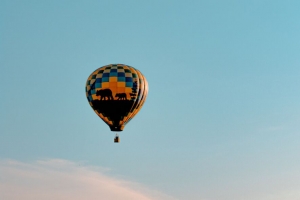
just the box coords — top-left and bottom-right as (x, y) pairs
(85, 64), (148, 142)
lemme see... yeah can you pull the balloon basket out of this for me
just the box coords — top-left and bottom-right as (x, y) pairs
(114, 134), (120, 143)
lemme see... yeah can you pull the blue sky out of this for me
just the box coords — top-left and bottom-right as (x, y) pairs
(1, 1), (300, 199)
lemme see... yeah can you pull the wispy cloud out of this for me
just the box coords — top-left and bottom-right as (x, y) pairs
(0, 159), (176, 200)
(2, 159), (300, 200)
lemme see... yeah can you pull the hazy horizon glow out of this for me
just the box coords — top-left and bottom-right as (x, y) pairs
(0, 159), (176, 200)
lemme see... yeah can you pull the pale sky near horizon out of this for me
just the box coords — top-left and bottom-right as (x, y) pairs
(1, 1), (300, 199)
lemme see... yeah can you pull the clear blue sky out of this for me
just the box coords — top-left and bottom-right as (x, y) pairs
(1, 1), (300, 199)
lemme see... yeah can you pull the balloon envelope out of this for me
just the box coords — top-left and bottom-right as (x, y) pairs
(85, 64), (148, 131)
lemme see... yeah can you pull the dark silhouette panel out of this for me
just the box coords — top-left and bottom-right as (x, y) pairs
(91, 99), (134, 131)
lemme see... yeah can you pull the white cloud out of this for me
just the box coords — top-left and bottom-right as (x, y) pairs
(0, 159), (176, 200)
